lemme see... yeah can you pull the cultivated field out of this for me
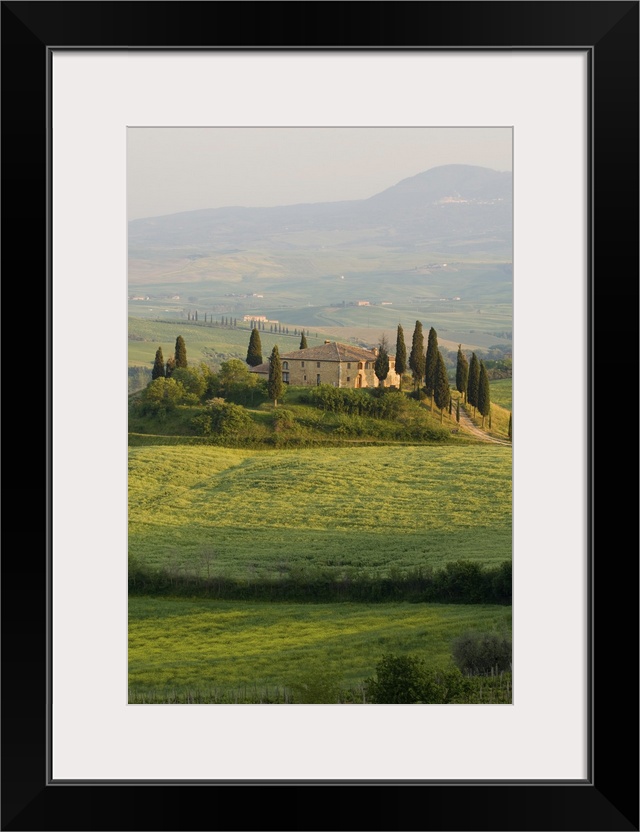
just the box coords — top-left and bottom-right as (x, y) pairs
(489, 378), (512, 410)
(128, 317), (326, 369)
(128, 444), (512, 578)
(128, 597), (512, 694)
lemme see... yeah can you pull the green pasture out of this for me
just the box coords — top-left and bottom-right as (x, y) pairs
(489, 378), (512, 410)
(128, 596), (512, 693)
(128, 317), (326, 369)
(128, 444), (512, 578)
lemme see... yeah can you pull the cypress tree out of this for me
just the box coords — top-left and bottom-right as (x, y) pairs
(299, 331), (308, 350)
(152, 347), (165, 380)
(467, 352), (480, 415)
(246, 327), (263, 367)
(477, 360), (491, 427)
(267, 345), (283, 407)
(174, 335), (187, 368)
(456, 399), (460, 423)
(424, 327), (439, 407)
(433, 350), (450, 423)
(374, 335), (390, 386)
(195, 310), (198, 322)
(165, 356), (176, 378)
(408, 321), (425, 391)
(456, 344), (469, 403)
(394, 324), (407, 389)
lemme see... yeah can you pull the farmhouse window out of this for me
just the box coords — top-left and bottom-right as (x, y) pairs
(303, 375), (307, 381)
(347, 363), (351, 369)
(316, 374), (321, 385)
(282, 361), (288, 370)
(317, 362), (321, 368)
(347, 377), (350, 382)
(301, 361), (305, 368)
(283, 372), (289, 383)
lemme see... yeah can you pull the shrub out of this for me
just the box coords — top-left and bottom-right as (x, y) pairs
(138, 377), (187, 415)
(207, 399), (253, 438)
(451, 631), (512, 676)
(171, 364), (212, 402)
(365, 654), (470, 704)
(272, 408), (296, 431)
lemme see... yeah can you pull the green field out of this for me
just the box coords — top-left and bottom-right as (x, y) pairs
(129, 302), (511, 362)
(128, 597), (511, 694)
(128, 317), (327, 369)
(129, 444), (512, 578)
(489, 378), (512, 410)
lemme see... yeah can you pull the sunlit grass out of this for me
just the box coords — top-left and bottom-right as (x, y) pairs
(489, 378), (512, 410)
(128, 317), (326, 369)
(129, 444), (512, 577)
(128, 597), (512, 692)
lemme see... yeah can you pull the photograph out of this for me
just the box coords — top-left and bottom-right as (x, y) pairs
(127, 127), (513, 705)
(3, 0), (636, 825)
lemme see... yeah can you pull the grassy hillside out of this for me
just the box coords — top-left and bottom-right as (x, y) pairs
(489, 378), (512, 410)
(128, 317), (327, 369)
(128, 597), (512, 694)
(128, 444), (512, 578)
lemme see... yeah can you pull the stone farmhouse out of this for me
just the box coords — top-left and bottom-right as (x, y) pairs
(250, 340), (401, 389)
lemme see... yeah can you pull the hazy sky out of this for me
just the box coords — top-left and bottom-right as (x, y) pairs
(127, 127), (512, 220)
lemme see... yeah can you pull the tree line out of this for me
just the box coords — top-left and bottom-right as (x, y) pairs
(147, 327), (498, 432)
(383, 321), (493, 428)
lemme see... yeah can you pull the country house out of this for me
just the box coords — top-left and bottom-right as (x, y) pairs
(250, 340), (401, 389)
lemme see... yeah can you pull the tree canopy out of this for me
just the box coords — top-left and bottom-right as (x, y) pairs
(477, 360), (491, 426)
(467, 352), (480, 412)
(174, 335), (187, 369)
(408, 321), (425, 390)
(424, 327), (439, 403)
(299, 332), (308, 350)
(152, 347), (165, 380)
(394, 324), (407, 384)
(456, 344), (469, 402)
(267, 345), (283, 406)
(246, 327), (263, 366)
(374, 334), (390, 385)
(433, 350), (450, 422)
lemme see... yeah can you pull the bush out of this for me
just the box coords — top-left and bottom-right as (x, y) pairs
(272, 408), (296, 431)
(451, 631), (512, 676)
(365, 654), (470, 704)
(207, 398), (253, 438)
(138, 377), (187, 415)
(171, 364), (212, 402)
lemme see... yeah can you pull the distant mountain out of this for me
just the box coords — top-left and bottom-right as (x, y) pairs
(128, 164), (512, 257)
(368, 164), (511, 205)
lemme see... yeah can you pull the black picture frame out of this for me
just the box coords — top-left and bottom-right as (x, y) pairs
(2, 2), (638, 830)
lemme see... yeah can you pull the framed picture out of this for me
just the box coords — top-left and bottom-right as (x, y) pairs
(3, 2), (637, 830)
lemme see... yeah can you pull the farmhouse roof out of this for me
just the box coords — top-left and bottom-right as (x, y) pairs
(280, 342), (379, 363)
(250, 361), (270, 374)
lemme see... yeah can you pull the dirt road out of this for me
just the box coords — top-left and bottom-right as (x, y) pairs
(453, 405), (511, 446)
